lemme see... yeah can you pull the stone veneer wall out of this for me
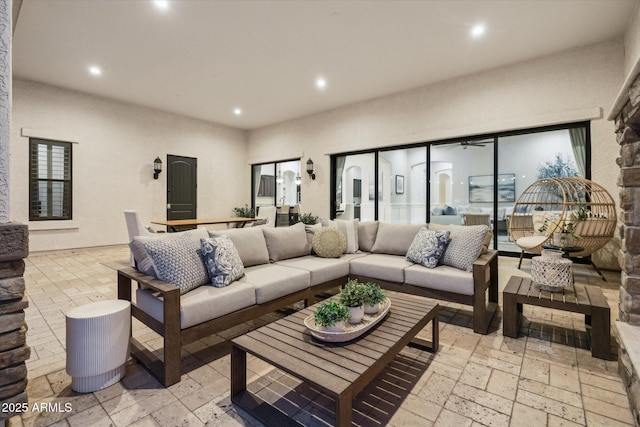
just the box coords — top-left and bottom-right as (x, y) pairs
(615, 69), (640, 425)
(0, 224), (30, 423)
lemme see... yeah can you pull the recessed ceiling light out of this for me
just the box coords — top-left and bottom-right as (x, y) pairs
(233, 108), (242, 116)
(154, 0), (169, 11)
(315, 77), (327, 90)
(88, 66), (102, 76)
(471, 24), (485, 38)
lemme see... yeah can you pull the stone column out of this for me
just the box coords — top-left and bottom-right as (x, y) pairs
(0, 224), (29, 423)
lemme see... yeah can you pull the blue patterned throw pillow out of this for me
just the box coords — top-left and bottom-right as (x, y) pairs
(142, 233), (208, 294)
(201, 236), (245, 287)
(406, 227), (451, 268)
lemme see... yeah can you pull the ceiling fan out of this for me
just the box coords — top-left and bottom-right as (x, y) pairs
(442, 140), (488, 150)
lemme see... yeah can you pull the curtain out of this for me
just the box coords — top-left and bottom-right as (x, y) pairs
(569, 128), (586, 177)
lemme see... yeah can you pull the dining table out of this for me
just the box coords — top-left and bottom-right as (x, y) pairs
(151, 217), (258, 232)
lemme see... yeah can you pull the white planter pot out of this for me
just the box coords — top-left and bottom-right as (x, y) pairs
(322, 321), (344, 333)
(348, 306), (364, 324)
(364, 303), (379, 315)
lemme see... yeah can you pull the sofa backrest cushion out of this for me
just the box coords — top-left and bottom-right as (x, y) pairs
(209, 226), (270, 267)
(358, 221), (379, 252)
(130, 228), (209, 277)
(371, 223), (425, 255)
(262, 222), (310, 262)
(440, 225), (490, 272)
(141, 232), (209, 294)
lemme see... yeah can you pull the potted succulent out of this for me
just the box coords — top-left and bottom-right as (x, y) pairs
(313, 300), (350, 332)
(339, 280), (366, 324)
(362, 282), (387, 314)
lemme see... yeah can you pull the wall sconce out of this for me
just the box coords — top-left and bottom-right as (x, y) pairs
(153, 157), (163, 180)
(306, 158), (316, 180)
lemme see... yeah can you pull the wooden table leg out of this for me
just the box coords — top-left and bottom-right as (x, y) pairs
(589, 306), (611, 360)
(231, 345), (247, 399)
(503, 292), (521, 338)
(336, 389), (353, 427)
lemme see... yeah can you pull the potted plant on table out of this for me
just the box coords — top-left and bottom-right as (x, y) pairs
(233, 204), (255, 218)
(299, 212), (319, 225)
(362, 282), (387, 314)
(339, 280), (366, 324)
(313, 300), (350, 332)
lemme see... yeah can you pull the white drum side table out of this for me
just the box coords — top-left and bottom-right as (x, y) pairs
(66, 300), (130, 393)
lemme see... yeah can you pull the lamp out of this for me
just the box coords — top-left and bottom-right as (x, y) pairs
(295, 174), (302, 185)
(306, 158), (315, 180)
(153, 157), (162, 180)
(276, 171), (284, 184)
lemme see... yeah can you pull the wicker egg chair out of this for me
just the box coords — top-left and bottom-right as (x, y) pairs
(508, 177), (616, 279)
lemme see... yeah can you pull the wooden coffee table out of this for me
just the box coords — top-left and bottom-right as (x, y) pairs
(231, 290), (439, 426)
(503, 276), (611, 359)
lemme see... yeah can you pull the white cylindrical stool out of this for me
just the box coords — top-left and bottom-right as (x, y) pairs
(66, 300), (130, 393)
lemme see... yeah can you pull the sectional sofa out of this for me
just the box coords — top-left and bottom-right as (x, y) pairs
(118, 220), (498, 386)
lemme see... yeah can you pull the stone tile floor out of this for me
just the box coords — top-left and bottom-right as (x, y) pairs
(7, 245), (633, 427)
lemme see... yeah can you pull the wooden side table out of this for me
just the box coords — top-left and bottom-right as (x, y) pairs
(503, 276), (611, 359)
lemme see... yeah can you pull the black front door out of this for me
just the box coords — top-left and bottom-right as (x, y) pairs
(167, 155), (197, 231)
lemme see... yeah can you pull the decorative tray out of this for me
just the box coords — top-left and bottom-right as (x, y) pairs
(304, 299), (391, 343)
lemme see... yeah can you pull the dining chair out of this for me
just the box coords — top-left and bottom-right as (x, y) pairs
(124, 210), (154, 266)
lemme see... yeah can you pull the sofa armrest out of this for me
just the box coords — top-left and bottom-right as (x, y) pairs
(471, 250), (499, 334)
(117, 266), (179, 295)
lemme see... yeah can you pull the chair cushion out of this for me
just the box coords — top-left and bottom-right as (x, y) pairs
(276, 255), (350, 286)
(406, 227), (451, 268)
(200, 236), (245, 287)
(516, 235), (549, 249)
(141, 232), (209, 294)
(440, 225), (489, 272)
(209, 227), (270, 267)
(130, 228), (209, 277)
(136, 281), (257, 329)
(349, 254), (413, 283)
(371, 223), (425, 255)
(262, 222), (310, 262)
(239, 264), (310, 304)
(404, 264), (474, 296)
(312, 227), (347, 258)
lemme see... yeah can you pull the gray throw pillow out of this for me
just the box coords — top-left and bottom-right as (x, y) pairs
(201, 237), (245, 287)
(440, 225), (490, 272)
(406, 227), (451, 268)
(142, 233), (208, 294)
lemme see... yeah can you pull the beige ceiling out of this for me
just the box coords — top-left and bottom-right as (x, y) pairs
(12, 0), (638, 130)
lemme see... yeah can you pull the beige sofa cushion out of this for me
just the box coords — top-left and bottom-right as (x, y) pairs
(276, 255), (353, 286)
(240, 264), (310, 304)
(404, 264), (474, 296)
(262, 222), (310, 262)
(349, 253), (413, 283)
(371, 223), (425, 255)
(136, 281), (257, 329)
(209, 227), (269, 267)
(358, 221), (379, 252)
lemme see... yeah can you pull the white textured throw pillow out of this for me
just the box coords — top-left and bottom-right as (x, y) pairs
(440, 225), (490, 272)
(142, 233), (209, 294)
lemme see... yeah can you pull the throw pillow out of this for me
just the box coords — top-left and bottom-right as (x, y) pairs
(305, 223), (322, 254)
(406, 227), (451, 268)
(319, 218), (359, 253)
(142, 233), (209, 294)
(440, 225), (490, 272)
(443, 205), (458, 215)
(200, 236), (245, 287)
(312, 227), (347, 258)
(209, 227), (270, 267)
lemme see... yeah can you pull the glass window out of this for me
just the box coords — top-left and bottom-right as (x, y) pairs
(334, 153), (375, 221)
(29, 138), (72, 221)
(378, 147), (427, 224)
(251, 159), (302, 226)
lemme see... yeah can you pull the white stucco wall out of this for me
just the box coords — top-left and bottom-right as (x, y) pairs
(248, 40), (624, 268)
(11, 79), (248, 252)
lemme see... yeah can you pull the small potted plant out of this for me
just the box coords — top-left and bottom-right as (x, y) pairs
(232, 204), (255, 218)
(339, 280), (366, 324)
(362, 282), (387, 314)
(313, 300), (350, 332)
(299, 212), (319, 225)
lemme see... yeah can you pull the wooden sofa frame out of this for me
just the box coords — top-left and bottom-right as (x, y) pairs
(117, 266), (347, 387)
(350, 250), (499, 334)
